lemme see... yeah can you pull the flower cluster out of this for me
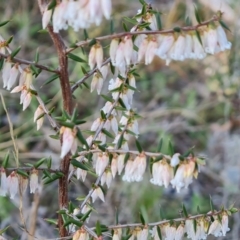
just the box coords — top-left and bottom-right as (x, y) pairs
(42, 0), (112, 33)
(0, 168), (39, 199)
(151, 154), (199, 192)
(149, 212), (230, 240)
(1, 61), (34, 111)
(108, 24), (231, 75)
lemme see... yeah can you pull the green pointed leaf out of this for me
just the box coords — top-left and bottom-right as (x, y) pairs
(0, 58), (4, 71)
(0, 20), (10, 27)
(139, 212), (145, 225)
(182, 204), (188, 218)
(80, 209), (92, 222)
(122, 22), (128, 32)
(83, 29), (89, 40)
(96, 220), (102, 236)
(157, 138), (163, 152)
(135, 140), (143, 153)
(219, 20), (231, 32)
(195, 30), (202, 45)
(2, 151), (10, 168)
(16, 169), (29, 178)
(110, 19), (114, 34)
(34, 48), (39, 63)
(75, 119), (86, 125)
(0, 226), (10, 235)
(34, 157), (46, 168)
(100, 110), (106, 120)
(123, 17), (138, 25)
(6, 35), (13, 44)
(48, 0), (56, 10)
(10, 46), (21, 59)
(115, 208), (119, 225)
(42, 73), (59, 86)
(117, 134), (124, 149)
(193, 219), (197, 233)
(210, 196), (214, 212)
(47, 157), (52, 169)
(64, 218), (82, 227)
(168, 140), (174, 156)
(59, 121), (75, 128)
(173, 27), (181, 33)
(102, 129), (114, 139)
(194, 7), (201, 24)
(101, 94), (114, 103)
(68, 53), (86, 63)
(155, 12), (162, 30)
(229, 208), (238, 213)
(44, 218), (57, 225)
(89, 38), (97, 47)
(124, 152), (130, 163)
(157, 226), (162, 240)
(43, 169), (52, 179)
(71, 159), (88, 171)
(77, 129), (89, 149)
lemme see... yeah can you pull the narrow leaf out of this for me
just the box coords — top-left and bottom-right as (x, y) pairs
(43, 73), (59, 86)
(10, 46), (21, 59)
(71, 159), (88, 171)
(34, 157), (46, 168)
(182, 204), (188, 218)
(68, 53), (86, 63)
(0, 20), (10, 27)
(16, 169), (29, 178)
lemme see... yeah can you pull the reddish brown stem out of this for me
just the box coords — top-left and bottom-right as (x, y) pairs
(47, 26), (73, 238)
(37, 1), (73, 237)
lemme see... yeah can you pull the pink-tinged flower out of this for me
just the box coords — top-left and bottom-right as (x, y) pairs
(216, 25), (231, 51)
(42, 7), (52, 29)
(138, 37), (149, 63)
(145, 38), (157, 65)
(0, 40), (6, 54)
(122, 159), (134, 182)
(221, 213), (230, 236)
(91, 72), (104, 95)
(30, 169), (39, 194)
(142, 228), (149, 240)
(6, 63), (19, 90)
(111, 155), (118, 178)
(19, 67), (33, 87)
(101, 101), (116, 116)
(91, 186), (105, 202)
(95, 44), (104, 69)
(150, 159), (173, 188)
(175, 224), (185, 240)
(2, 60), (11, 88)
(113, 228), (122, 240)
(156, 35), (174, 59)
(76, 157), (88, 182)
(205, 27), (218, 54)
(101, 0), (112, 19)
(165, 224), (176, 240)
(34, 105), (45, 130)
(7, 171), (19, 199)
(91, 117), (102, 132)
(73, 227), (89, 240)
(52, 1), (68, 33)
(89, 45), (97, 70)
(0, 168), (8, 196)
(89, 0), (102, 26)
(131, 152), (147, 182)
(123, 36), (133, 65)
(101, 170), (112, 188)
(60, 126), (77, 158)
(96, 132), (107, 144)
(170, 153), (180, 167)
(184, 34), (194, 59)
(81, 203), (91, 223)
(117, 154), (125, 175)
(145, 12), (158, 30)
(95, 152), (109, 176)
(208, 219), (223, 237)
(115, 42), (127, 75)
(170, 35), (185, 61)
(192, 35), (206, 59)
(19, 176), (28, 194)
(113, 133), (129, 151)
(110, 39), (119, 65)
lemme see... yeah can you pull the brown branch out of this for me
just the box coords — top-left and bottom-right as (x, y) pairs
(37, 1), (73, 238)
(66, 16), (220, 54)
(0, 53), (59, 74)
(6, 167), (62, 174)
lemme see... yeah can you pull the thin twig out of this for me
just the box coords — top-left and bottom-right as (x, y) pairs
(6, 167), (62, 174)
(71, 58), (111, 93)
(0, 53), (59, 74)
(66, 16), (219, 54)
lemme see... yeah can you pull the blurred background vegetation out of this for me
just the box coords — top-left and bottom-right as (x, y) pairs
(0, 0), (240, 239)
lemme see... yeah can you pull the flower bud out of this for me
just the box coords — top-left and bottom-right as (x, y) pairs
(30, 169), (39, 194)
